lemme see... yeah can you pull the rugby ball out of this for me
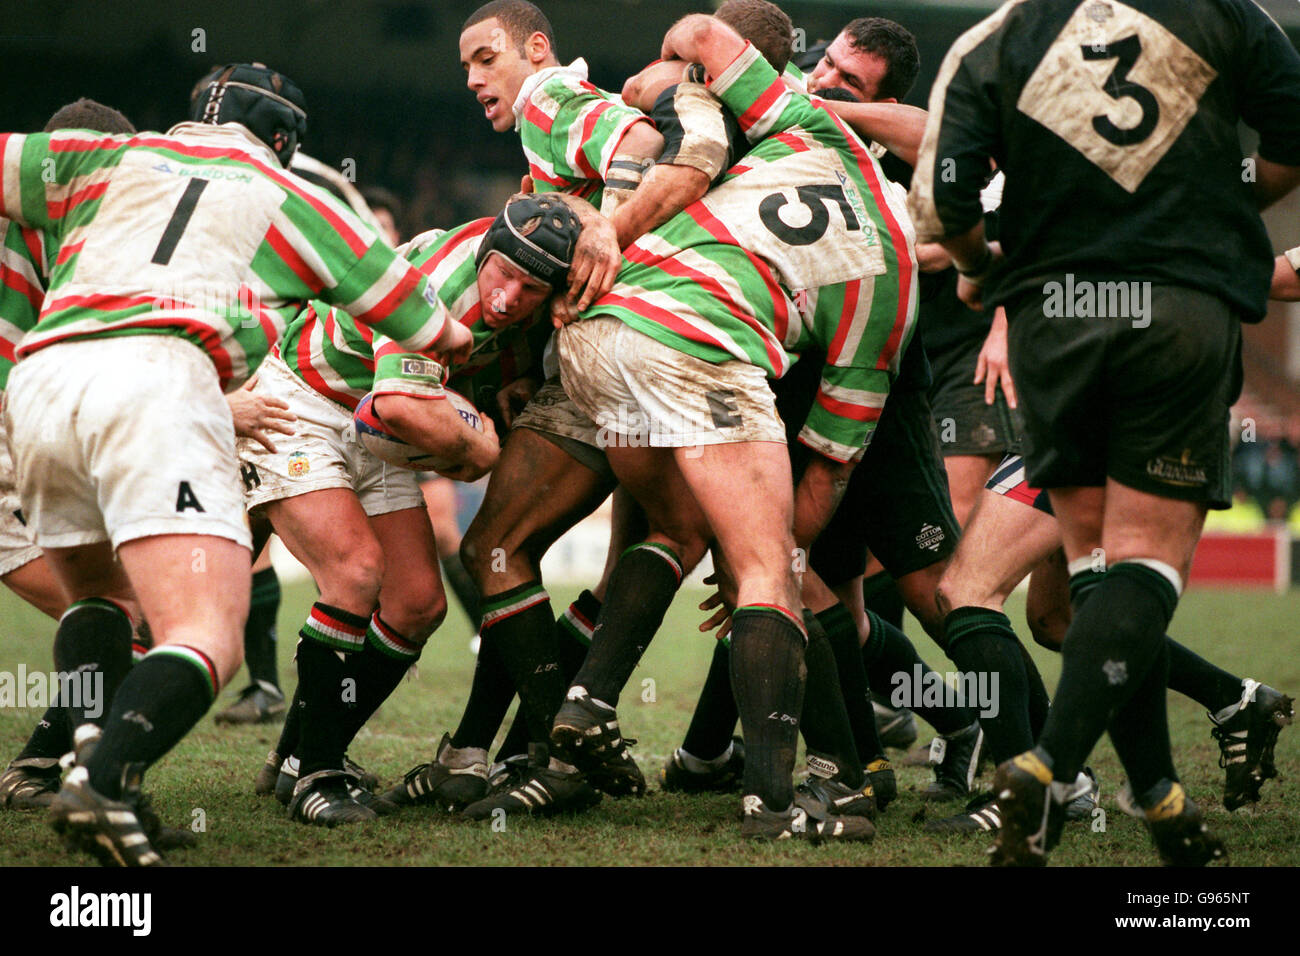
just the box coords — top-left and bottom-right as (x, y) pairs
(354, 389), (486, 472)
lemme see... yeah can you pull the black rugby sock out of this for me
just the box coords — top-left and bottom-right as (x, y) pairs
(1038, 563), (1178, 784)
(478, 582), (565, 744)
(681, 638), (739, 761)
(731, 606), (806, 810)
(244, 567), (282, 690)
(1019, 641), (1052, 738)
(816, 603), (885, 765)
(569, 543), (683, 706)
(1107, 640), (1176, 796)
(556, 590), (601, 680)
(1165, 637), (1242, 713)
(494, 706), (530, 764)
(452, 635), (517, 751)
(53, 598), (135, 729)
(943, 607), (1034, 764)
(336, 614), (424, 749)
(862, 571), (906, 631)
(85, 646), (217, 799)
(863, 608), (974, 735)
(16, 707), (71, 762)
(799, 613), (864, 787)
(293, 603), (370, 776)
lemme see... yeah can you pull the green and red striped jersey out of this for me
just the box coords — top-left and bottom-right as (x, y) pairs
(0, 123), (450, 389)
(280, 218), (547, 412)
(585, 43), (919, 463)
(515, 60), (651, 204)
(0, 217), (47, 391)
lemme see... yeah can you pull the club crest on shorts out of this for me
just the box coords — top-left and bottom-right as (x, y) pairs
(288, 451), (310, 478)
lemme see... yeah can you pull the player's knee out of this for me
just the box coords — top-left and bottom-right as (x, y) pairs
(389, 586), (448, 640)
(459, 528), (498, 584)
(1028, 608), (1068, 651)
(322, 543), (384, 611)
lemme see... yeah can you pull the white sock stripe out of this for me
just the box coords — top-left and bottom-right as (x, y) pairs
(1067, 557), (1100, 577)
(1115, 558), (1183, 596)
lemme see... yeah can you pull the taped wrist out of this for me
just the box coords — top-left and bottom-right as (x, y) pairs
(599, 155), (654, 216)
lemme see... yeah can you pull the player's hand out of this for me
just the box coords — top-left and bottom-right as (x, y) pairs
(519, 175), (534, 194)
(698, 579), (734, 643)
(432, 320), (474, 366)
(551, 295), (580, 329)
(662, 14), (712, 65)
(433, 415), (498, 483)
(495, 376), (539, 427)
(915, 242), (952, 273)
(973, 306), (1016, 408)
(226, 378), (297, 453)
(955, 241), (1003, 311)
(565, 214), (620, 316)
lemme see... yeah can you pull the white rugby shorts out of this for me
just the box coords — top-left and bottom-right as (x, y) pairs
(5, 336), (251, 550)
(237, 353), (424, 518)
(0, 416), (43, 575)
(557, 316), (786, 449)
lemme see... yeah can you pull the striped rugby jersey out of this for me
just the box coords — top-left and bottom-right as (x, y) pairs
(0, 217), (47, 391)
(515, 60), (651, 204)
(281, 218), (548, 412)
(586, 43), (919, 463)
(0, 123), (450, 389)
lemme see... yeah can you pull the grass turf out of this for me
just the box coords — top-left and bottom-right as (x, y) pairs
(0, 581), (1295, 866)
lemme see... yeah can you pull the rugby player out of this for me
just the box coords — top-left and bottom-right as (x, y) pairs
(925, 452), (1293, 835)
(0, 63), (470, 864)
(441, 0), (741, 813)
(0, 98), (295, 809)
(656, 17), (986, 807)
(249, 194), (594, 825)
(552, 13), (918, 840)
(910, 0), (1300, 865)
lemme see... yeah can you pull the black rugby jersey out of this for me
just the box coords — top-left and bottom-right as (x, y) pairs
(909, 0), (1300, 320)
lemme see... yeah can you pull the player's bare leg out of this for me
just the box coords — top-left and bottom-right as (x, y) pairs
(422, 476), (480, 626)
(943, 453), (1001, 530)
(459, 429), (613, 759)
(675, 441), (808, 818)
(44, 536), (248, 817)
(2, 556), (65, 620)
(996, 482), (1215, 865)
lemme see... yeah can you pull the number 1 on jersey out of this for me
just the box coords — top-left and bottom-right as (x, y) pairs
(151, 178), (210, 265)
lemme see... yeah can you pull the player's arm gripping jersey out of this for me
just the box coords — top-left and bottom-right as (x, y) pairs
(0, 128), (452, 388)
(518, 70), (652, 203)
(0, 218), (46, 391)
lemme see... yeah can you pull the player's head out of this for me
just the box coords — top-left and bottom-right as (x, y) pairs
(188, 62), (307, 166)
(44, 98), (135, 135)
(807, 17), (918, 103)
(475, 193), (582, 328)
(460, 1), (559, 132)
(716, 0), (794, 73)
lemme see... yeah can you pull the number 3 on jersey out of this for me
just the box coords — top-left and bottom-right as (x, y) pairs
(1016, 0), (1217, 192)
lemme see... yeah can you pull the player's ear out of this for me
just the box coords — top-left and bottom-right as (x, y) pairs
(527, 31), (551, 65)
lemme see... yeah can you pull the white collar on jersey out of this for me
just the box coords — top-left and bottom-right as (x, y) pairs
(165, 121), (282, 168)
(512, 58), (590, 131)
